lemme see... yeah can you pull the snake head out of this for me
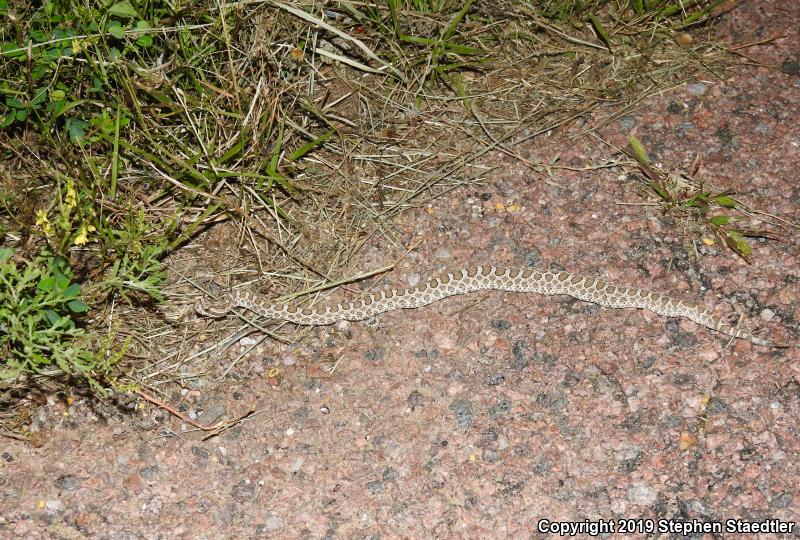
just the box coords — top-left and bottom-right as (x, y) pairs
(195, 297), (231, 318)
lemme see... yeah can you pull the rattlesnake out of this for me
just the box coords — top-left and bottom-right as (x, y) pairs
(197, 266), (781, 347)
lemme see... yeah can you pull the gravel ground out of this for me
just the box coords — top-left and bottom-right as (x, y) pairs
(2, 2), (798, 538)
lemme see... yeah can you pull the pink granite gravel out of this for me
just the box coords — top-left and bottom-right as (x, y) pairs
(1, 2), (798, 537)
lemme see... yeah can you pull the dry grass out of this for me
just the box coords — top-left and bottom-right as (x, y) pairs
(2, 0), (762, 431)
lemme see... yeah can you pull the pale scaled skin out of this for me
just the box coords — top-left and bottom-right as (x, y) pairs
(197, 266), (777, 347)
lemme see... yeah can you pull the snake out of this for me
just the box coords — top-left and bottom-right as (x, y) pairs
(196, 266), (781, 347)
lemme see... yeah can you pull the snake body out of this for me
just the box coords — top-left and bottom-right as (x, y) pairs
(197, 266), (776, 347)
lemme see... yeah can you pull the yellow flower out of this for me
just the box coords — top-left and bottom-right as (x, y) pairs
(35, 209), (54, 237)
(35, 209), (48, 227)
(73, 223), (96, 246)
(65, 184), (77, 209)
(71, 36), (97, 54)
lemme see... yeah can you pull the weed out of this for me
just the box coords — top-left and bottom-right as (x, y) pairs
(627, 135), (767, 262)
(95, 209), (168, 301)
(386, 0), (488, 88)
(0, 248), (118, 390)
(34, 173), (98, 252)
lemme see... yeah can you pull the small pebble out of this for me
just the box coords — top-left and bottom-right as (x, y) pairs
(497, 434), (509, 451)
(264, 515), (283, 529)
(289, 457), (304, 473)
(449, 398), (475, 429)
(486, 373), (505, 386)
(54, 474), (81, 491)
(754, 122), (773, 135)
(191, 446), (210, 459)
(366, 480), (384, 494)
(627, 485), (656, 506)
(434, 248), (451, 260)
(618, 115), (636, 130)
(44, 499), (65, 513)
(781, 60), (800, 76)
(230, 479), (255, 502)
(686, 82), (706, 96)
(483, 449), (500, 463)
(283, 355), (297, 366)
(406, 391), (424, 409)
(490, 319), (511, 331)
(364, 348), (385, 362)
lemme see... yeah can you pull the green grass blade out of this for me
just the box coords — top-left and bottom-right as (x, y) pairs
(442, 0), (473, 42)
(588, 14), (613, 51)
(110, 106), (121, 199)
(627, 135), (650, 166)
(288, 130), (333, 161)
